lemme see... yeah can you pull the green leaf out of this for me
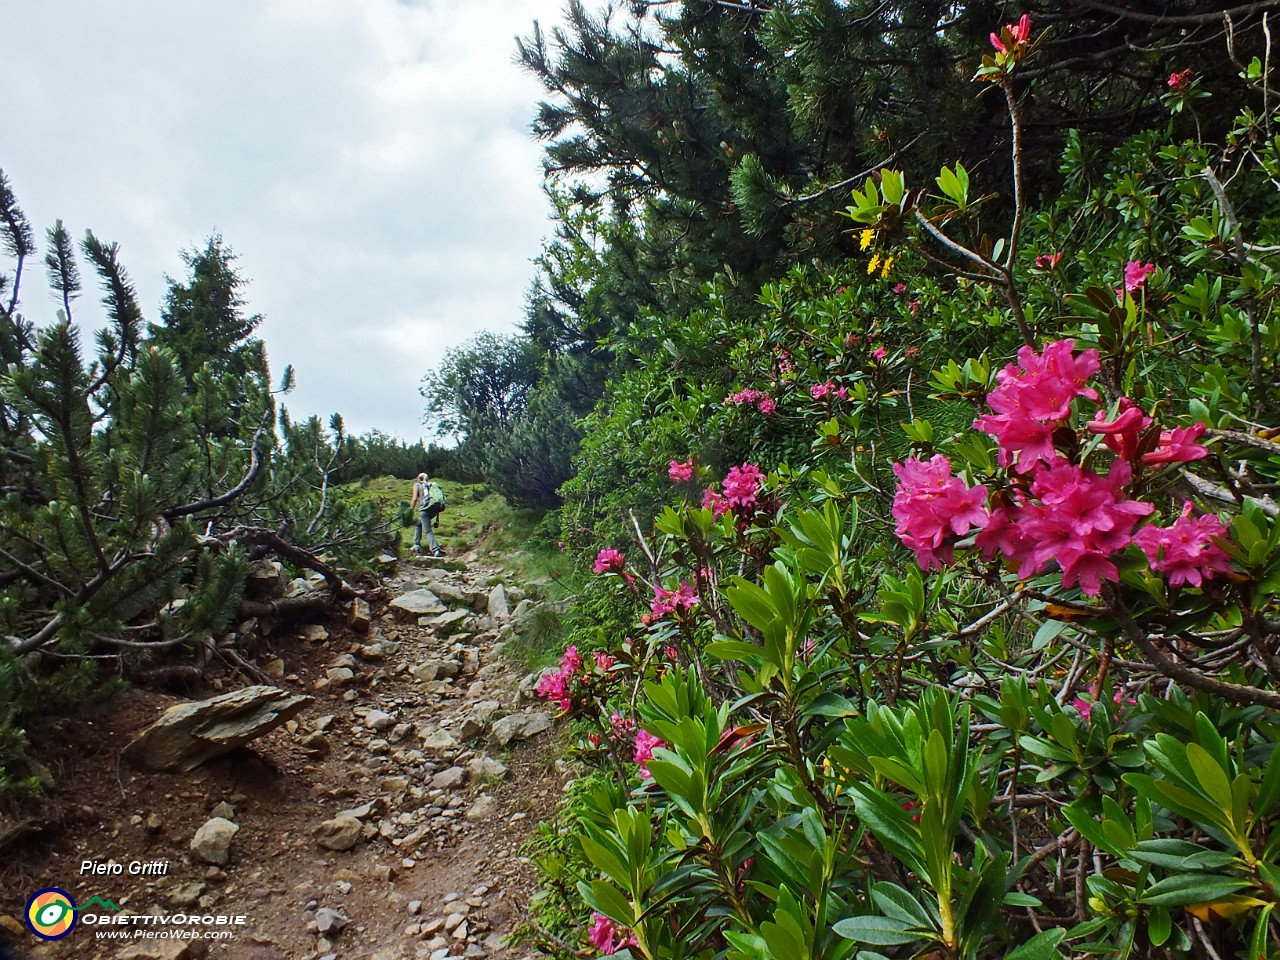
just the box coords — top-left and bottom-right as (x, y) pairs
(870, 882), (936, 930)
(1002, 928), (1065, 960)
(1147, 905), (1172, 947)
(832, 915), (920, 946)
(705, 640), (763, 662)
(1143, 874), (1249, 907)
(579, 879), (633, 927)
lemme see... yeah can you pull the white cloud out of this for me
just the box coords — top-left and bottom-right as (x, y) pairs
(5, 0), (566, 441)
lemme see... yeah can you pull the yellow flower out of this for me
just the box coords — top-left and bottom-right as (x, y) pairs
(880, 256), (894, 278)
(867, 254), (880, 275)
(859, 228), (874, 251)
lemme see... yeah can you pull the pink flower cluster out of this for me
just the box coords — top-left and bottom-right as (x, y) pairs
(633, 729), (665, 779)
(1073, 688), (1138, 722)
(535, 645), (584, 711)
(893, 340), (1229, 595)
(990, 12), (1031, 54)
(668, 458), (694, 482)
(1117, 261), (1156, 300)
(588, 913), (638, 955)
(594, 547), (625, 574)
(652, 581), (699, 618)
(975, 339), (1101, 473)
(701, 462), (767, 519)
(1168, 69), (1192, 90)
(809, 380), (848, 401)
(1035, 251), (1062, 270)
(725, 387), (776, 415)
(891, 455), (989, 570)
(723, 462), (765, 509)
(977, 461), (1153, 596)
(702, 487), (731, 517)
(1134, 502), (1233, 588)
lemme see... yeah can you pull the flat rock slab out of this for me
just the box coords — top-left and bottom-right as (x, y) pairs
(122, 686), (312, 772)
(389, 589), (447, 616)
(490, 711), (554, 747)
(431, 609), (471, 636)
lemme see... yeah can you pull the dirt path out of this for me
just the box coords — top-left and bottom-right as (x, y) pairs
(0, 554), (564, 960)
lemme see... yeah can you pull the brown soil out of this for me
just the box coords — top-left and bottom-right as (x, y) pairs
(0, 558), (564, 960)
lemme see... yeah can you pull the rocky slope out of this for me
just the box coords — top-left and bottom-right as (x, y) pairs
(0, 552), (568, 960)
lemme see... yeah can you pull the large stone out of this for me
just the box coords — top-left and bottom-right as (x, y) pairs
(465, 795), (500, 822)
(418, 726), (458, 754)
(191, 817), (238, 865)
(349, 597), (373, 633)
(409, 658), (457, 683)
(315, 907), (349, 935)
(487, 584), (510, 620)
(122, 686), (312, 772)
(490, 711), (554, 747)
(315, 815), (365, 852)
(428, 581), (469, 605)
(430, 766), (467, 790)
(389, 589), (447, 616)
(510, 599), (535, 632)
(467, 754), (508, 781)
(458, 701), (502, 740)
(245, 560), (286, 598)
(431, 610), (471, 636)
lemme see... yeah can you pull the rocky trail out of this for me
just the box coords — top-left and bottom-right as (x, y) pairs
(0, 553), (570, 960)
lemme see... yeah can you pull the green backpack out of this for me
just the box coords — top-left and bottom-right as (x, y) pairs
(424, 481), (446, 518)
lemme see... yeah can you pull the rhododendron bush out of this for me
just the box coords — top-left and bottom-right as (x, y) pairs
(523, 13), (1280, 960)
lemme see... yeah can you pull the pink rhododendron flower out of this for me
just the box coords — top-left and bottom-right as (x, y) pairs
(974, 339), (1101, 473)
(665, 644), (679, 661)
(978, 461), (1152, 595)
(535, 669), (572, 711)
(1117, 261), (1156, 299)
(1075, 688), (1138, 722)
(893, 282), (908, 294)
(872, 346), (888, 360)
(634, 729), (665, 779)
(594, 651), (616, 672)
(723, 462), (765, 509)
(668, 458), (694, 482)
(1086, 397), (1152, 462)
(1168, 69), (1192, 90)
(652, 581), (699, 618)
(610, 711), (636, 738)
(1142, 423), (1209, 466)
(593, 548), (625, 574)
(909, 300), (921, 315)
(588, 913), (638, 954)
(702, 487), (730, 517)
(535, 644), (588, 710)
(1035, 251), (1062, 270)
(990, 12), (1031, 53)
(1134, 502), (1233, 588)
(725, 388), (775, 415)
(810, 381), (831, 399)
(891, 455), (990, 570)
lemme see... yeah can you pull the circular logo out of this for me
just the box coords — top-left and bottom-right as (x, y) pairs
(25, 887), (77, 940)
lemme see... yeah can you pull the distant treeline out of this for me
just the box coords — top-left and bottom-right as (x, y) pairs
(335, 431), (480, 485)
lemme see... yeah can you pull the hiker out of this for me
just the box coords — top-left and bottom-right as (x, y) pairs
(409, 472), (445, 556)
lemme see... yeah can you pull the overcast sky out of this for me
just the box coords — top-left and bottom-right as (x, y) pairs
(6, 0), (569, 441)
